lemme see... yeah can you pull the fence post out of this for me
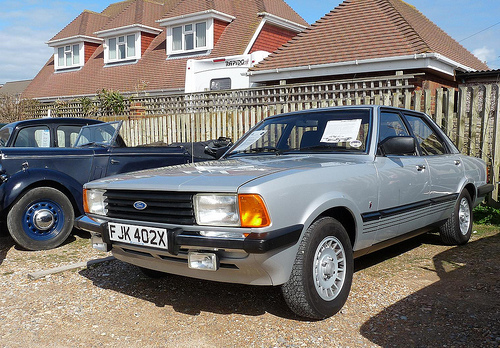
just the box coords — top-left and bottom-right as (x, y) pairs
(414, 90), (422, 112)
(435, 88), (443, 127)
(457, 86), (469, 153)
(480, 85), (491, 163)
(445, 88), (455, 139)
(424, 89), (432, 116)
(492, 84), (500, 201)
(469, 86), (481, 157)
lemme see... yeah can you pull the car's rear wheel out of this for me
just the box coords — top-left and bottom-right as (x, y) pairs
(7, 187), (74, 250)
(439, 190), (473, 245)
(282, 217), (353, 319)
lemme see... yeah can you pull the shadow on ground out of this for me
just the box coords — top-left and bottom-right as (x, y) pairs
(0, 235), (14, 266)
(80, 259), (298, 319)
(360, 232), (500, 347)
(78, 233), (441, 320)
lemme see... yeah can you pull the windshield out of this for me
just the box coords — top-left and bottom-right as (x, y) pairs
(0, 126), (12, 147)
(73, 121), (122, 147)
(226, 109), (371, 157)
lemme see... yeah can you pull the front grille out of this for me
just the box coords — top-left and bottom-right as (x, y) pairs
(105, 190), (195, 225)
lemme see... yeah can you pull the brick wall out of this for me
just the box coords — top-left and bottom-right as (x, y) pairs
(141, 32), (157, 55)
(249, 23), (296, 53)
(84, 42), (101, 63)
(214, 19), (228, 45)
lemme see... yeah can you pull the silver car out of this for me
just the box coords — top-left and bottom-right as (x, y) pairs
(77, 106), (493, 319)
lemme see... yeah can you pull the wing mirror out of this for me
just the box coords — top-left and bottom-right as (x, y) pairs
(378, 136), (416, 156)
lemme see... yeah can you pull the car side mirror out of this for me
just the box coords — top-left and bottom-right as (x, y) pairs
(379, 136), (416, 156)
(215, 146), (230, 159)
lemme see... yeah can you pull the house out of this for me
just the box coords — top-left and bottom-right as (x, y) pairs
(456, 69), (500, 86)
(249, 0), (490, 90)
(22, 0), (308, 101)
(0, 80), (33, 100)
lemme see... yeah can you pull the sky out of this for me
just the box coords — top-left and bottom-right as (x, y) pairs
(0, 0), (499, 85)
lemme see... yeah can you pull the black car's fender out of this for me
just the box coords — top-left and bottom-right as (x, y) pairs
(1, 168), (85, 215)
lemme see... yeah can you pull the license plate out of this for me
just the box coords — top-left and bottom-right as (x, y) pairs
(108, 222), (168, 250)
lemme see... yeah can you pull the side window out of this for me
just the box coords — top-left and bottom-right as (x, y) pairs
(14, 126), (50, 147)
(404, 114), (448, 155)
(57, 125), (83, 147)
(378, 112), (410, 143)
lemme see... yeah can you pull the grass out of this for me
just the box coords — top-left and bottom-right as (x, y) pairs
(473, 204), (500, 225)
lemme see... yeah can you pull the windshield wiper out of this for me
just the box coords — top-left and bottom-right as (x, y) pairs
(77, 141), (107, 148)
(296, 145), (350, 152)
(228, 146), (283, 156)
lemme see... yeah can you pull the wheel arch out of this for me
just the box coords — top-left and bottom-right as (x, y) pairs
(314, 206), (357, 247)
(463, 182), (476, 202)
(2, 170), (84, 218)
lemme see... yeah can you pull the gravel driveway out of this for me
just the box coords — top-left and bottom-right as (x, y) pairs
(1, 227), (498, 347)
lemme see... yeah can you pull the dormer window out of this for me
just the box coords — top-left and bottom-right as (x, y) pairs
(172, 22), (207, 52)
(95, 25), (162, 65)
(158, 10), (235, 58)
(47, 35), (102, 71)
(107, 34), (137, 62)
(57, 44), (81, 68)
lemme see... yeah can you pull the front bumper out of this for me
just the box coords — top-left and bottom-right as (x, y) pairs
(74, 215), (302, 255)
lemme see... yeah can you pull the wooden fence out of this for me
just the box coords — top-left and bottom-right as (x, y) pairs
(26, 76), (500, 200)
(112, 84), (500, 201)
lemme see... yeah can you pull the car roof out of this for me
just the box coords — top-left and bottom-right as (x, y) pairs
(5, 118), (103, 129)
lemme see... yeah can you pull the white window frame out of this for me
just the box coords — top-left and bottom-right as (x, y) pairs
(105, 33), (140, 64)
(95, 25), (162, 65)
(47, 35), (103, 72)
(158, 10), (235, 57)
(53, 43), (84, 70)
(169, 20), (209, 54)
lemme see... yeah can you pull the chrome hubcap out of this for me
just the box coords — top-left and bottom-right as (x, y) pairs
(458, 197), (471, 235)
(33, 209), (55, 231)
(313, 236), (346, 301)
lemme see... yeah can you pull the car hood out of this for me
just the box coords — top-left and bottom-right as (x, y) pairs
(87, 154), (367, 192)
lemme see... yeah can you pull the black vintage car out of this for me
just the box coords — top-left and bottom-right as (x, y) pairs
(0, 119), (229, 250)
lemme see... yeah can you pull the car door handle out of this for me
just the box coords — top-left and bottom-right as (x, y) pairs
(416, 164), (426, 171)
(454, 160), (461, 166)
(110, 159), (119, 164)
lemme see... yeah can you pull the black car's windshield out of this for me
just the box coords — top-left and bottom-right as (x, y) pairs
(73, 121), (121, 147)
(226, 109), (371, 157)
(0, 126), (12, 147)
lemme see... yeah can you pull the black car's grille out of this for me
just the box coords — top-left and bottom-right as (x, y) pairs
(105, 190), (195, 225)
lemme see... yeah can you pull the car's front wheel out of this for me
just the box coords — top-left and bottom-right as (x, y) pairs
(282, 217), (353, 319)
(439, 190), (473, 245)
(7, 187), (74, 251)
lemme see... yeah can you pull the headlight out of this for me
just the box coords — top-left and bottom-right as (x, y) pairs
(194, 193), (270, 228)
(83, 189), (107, 216)
(194, 194), (239, 226)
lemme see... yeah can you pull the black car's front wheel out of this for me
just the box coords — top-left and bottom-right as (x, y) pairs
(7, 187), (75, 251)
(282, 217), (353, 319)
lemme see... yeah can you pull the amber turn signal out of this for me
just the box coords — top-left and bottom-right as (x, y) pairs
(83, 188), (89, 213)
(238, 194), (270, 228)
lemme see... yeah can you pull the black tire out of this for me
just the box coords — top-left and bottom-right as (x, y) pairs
(439, 190), (473, 245)
(281, 217), (353, 319)
(7, 187), (75, 251)
(138, 266), (168, 278)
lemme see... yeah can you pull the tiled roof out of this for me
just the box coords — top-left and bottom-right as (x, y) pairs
(50, 11), (110, 41)
(23, 0), (306, 99)
(252, 0), (489, 72)
(0, 80), (32, 97)
(98, 0), (167, 31)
